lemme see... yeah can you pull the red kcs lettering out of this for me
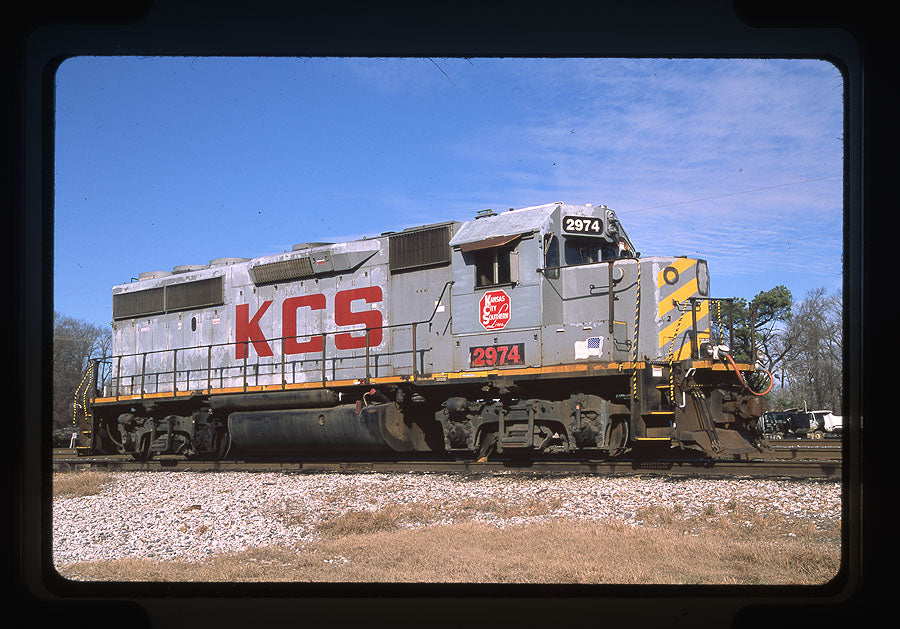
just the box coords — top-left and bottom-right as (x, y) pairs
(236, 301), (274, 359)
(334, 286), (383, 350)
(235, 288), (384, 358)
(282, 294), (326, 354)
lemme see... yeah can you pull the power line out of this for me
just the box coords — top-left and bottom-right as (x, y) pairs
(619, 175), (841, 214)
(697, 229), (843, 255)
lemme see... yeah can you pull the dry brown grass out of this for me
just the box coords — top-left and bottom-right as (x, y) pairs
(53, 471), (114, 498)
(55, 500), (841, 585)
(283, 493), (569, 536)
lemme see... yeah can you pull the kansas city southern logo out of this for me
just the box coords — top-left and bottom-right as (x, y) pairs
(479, 289), (511, 331)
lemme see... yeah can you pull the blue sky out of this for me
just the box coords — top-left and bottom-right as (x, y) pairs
(53, 57), (844, 327)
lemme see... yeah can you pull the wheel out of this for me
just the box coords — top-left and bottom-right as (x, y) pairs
(131, 434), (153, 462)
(214, 429), (232, 460)
(606, 418), (628, 456)
(772, 432), (783, 440)
(813, 430), (824, 439)
(476, 432), (498, 462)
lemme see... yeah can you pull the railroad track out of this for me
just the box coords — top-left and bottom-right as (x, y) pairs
(764, 438), (842, 448)
(52, 449), (841, 479)
(760, 441), (842, 462)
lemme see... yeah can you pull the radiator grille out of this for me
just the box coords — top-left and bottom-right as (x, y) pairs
(389, 224), (452, 273)
(165, 277), (224, 311)
(113, 287), (165, 320)
(249, 257), (315, 284)
(113, 277), (224, 320)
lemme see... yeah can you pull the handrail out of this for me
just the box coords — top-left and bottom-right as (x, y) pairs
(103, 281), (454, 397)
(536, 253), (637, 273)
(687, 297), (738, 359)
(538, 258), (624, 334)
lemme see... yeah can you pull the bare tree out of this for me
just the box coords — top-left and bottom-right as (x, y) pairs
(53, 312), (111, 436)
(777, 288), (843, 413)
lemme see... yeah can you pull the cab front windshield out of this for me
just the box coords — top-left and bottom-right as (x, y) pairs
(564, 237), (618, 264)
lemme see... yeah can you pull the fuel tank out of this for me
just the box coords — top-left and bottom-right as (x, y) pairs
(226, 401), (429, 454)
(209, 389), (341, 412)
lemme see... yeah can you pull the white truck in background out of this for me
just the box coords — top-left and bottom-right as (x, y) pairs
(809, 410), (842, 437)
(761, 406), (842, 440)
(791, 408), (842, 439)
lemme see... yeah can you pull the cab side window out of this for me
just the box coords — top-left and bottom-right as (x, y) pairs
(543, 233), (559, 279)
(474, 246), (515, 288)
(564, 237), (601, 265)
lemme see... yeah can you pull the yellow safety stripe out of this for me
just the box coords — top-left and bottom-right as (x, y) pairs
(73, 362), (93, 429)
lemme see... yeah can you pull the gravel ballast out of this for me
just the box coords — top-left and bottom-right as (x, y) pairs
(52, 472), (841, 567)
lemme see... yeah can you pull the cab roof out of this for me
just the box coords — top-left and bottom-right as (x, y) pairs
(449, 202), (604, 248)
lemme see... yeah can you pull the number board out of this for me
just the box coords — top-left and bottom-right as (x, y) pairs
(469, 343), (525, 368)
(562, 215), (604, 236)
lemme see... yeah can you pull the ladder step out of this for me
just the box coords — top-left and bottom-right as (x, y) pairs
(642, 427), (676, 439)
(643, 411), (675, 431)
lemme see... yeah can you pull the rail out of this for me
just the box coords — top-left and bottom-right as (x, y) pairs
(94, 281), (454, 400)
(51, 449), (842, 479)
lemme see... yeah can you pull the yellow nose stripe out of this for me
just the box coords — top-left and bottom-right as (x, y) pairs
(658, 300), (709, 350)
(656, 257), (695, 288)
(658, 277), (699, 320)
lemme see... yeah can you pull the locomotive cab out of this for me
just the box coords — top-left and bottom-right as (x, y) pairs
(439, 202), (765, 456)
(446, 202), (638, 371)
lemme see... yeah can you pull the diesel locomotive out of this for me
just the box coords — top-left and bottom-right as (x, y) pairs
(74, 202), (770, 461)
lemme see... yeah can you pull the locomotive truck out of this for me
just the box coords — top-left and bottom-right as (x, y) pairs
(73, 202), (770, 461)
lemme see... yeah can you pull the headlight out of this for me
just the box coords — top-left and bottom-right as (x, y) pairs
(696, 260), (710, 296)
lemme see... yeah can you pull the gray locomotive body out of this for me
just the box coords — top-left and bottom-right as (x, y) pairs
(82, 202), (766, 460)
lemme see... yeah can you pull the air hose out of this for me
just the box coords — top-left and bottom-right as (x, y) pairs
(723, 352), (774, 397)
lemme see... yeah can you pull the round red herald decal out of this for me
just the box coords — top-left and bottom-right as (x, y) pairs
(479, 289), (511, 330)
